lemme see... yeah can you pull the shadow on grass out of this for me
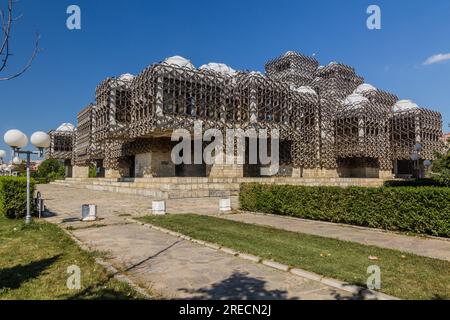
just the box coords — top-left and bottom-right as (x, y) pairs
(64, 286), (137, 300)
(179, 271), (292, 300)
(0, 255), (61, 291)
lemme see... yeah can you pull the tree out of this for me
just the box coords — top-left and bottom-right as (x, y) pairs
(33, 159), (65, 182)
(0, 0), (40, 81)
(431, 150), (450, 186)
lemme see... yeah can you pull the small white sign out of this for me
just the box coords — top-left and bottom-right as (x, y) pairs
(152, 200), (166, 215)
(219, 198), (231, 212)
(82, 204), (97, 221)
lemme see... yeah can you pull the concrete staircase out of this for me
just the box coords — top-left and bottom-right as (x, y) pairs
(50, 176), (387, 199)
(50, 177), (240, 199)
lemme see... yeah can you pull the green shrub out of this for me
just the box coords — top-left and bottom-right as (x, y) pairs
(383, 179), (446, 187)
(240, 183), (450, 237)
(431, 150), (450, 187)
(33, 159), (65, 184)
(89, 165), (97, 178)
(0, 177), (36, 219)
(34, 177), (49, 184)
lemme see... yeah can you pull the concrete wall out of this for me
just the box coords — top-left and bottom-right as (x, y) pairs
(151, 147), (175, 177)
(338, 166), (380, 178)
(135, 152), (152, 178)
(209, 163), (244, 178)
(105, 169), (121, 179)
(379, 170), (394, 179)
(72, 165), (89, 178)
(302, 168), (340, 178)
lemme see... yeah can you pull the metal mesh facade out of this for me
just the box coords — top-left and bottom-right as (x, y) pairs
(265, 51), (318, 87)
(95, 75), (134, 142)
(312, 63), (365, 169)
(46, 130), (75, 162)
(391, 108), (443, 161)
(74, 104), (99, 166)
(55, 51), (443, 177)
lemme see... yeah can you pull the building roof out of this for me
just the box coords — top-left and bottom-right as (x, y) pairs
(56, 123), (75, 132)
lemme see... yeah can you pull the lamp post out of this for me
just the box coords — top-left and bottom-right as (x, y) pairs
(0, 150), (6, 176)
(4, 130), (50, 224)
(410, 143), (423, 179)
(423, 159), (432, 177)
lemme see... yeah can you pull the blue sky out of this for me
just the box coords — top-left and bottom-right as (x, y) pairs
(1, 0), (449, 156)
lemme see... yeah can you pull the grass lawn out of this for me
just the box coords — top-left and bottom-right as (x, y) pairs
(0, 216), (144, 300)
(138, 214), (450, 300)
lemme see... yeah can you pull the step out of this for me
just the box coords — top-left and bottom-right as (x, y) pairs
(56, 178), (240, 191)
(50, 180), (238, 199)
(50, 175), (385, 199)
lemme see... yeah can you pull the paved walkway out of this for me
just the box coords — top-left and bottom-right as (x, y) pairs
(37, 184), (355, 300)
(37, 183), (448, 299)
(222, 213), (450, 261)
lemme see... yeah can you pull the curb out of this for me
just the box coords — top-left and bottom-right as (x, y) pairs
(130, 218), (399, 300)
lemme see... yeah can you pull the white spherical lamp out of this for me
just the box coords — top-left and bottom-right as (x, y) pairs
(414, 143), (423, 152)
(0, 149), (6, 159)
(31, 131), (51, 149)
(423, 160), (432, 168)
(410, 153), (419, 161)
(12, 156), (22, 165)
(4, 129), (28, 148)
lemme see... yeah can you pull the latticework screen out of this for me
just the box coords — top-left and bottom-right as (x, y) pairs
(391, 108), (443, 161)
(49, 51), (443, 177)
(46, 130), (74, 162)
(74, 104), (98, 166)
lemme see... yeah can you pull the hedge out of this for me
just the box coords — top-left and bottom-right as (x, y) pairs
(0, 177), (36, 219)
(383, 179), (447, 187)
(240, 183), (450, 237)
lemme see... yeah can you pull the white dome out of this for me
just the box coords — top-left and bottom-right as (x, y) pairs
(393, 100), (419, 112)
(118, 73), (134, 81)
(354, 83), (377, 94)
(290, 85), (317, 96)
(56, 123), (75, 132)
(343, 93), (369, 107)
(199, 62), (236, 76)
(249, 71), (264, 77)
(163, 56), (195, 69)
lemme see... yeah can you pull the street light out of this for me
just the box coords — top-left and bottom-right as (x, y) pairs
(12, 156), (22, 165)
(4, 129), (28, 149)
(0, 150), (6, 175)
(423, 159), (432, 177)
(0, 164), (6, 176)
(414, 143), (423, 153)
(411, 143), (423, 179)
(4, 129), (50, 224)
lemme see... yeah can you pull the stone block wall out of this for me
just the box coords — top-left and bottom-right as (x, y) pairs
(72, 165), (89, 178)
(135, 152), (152, 177)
